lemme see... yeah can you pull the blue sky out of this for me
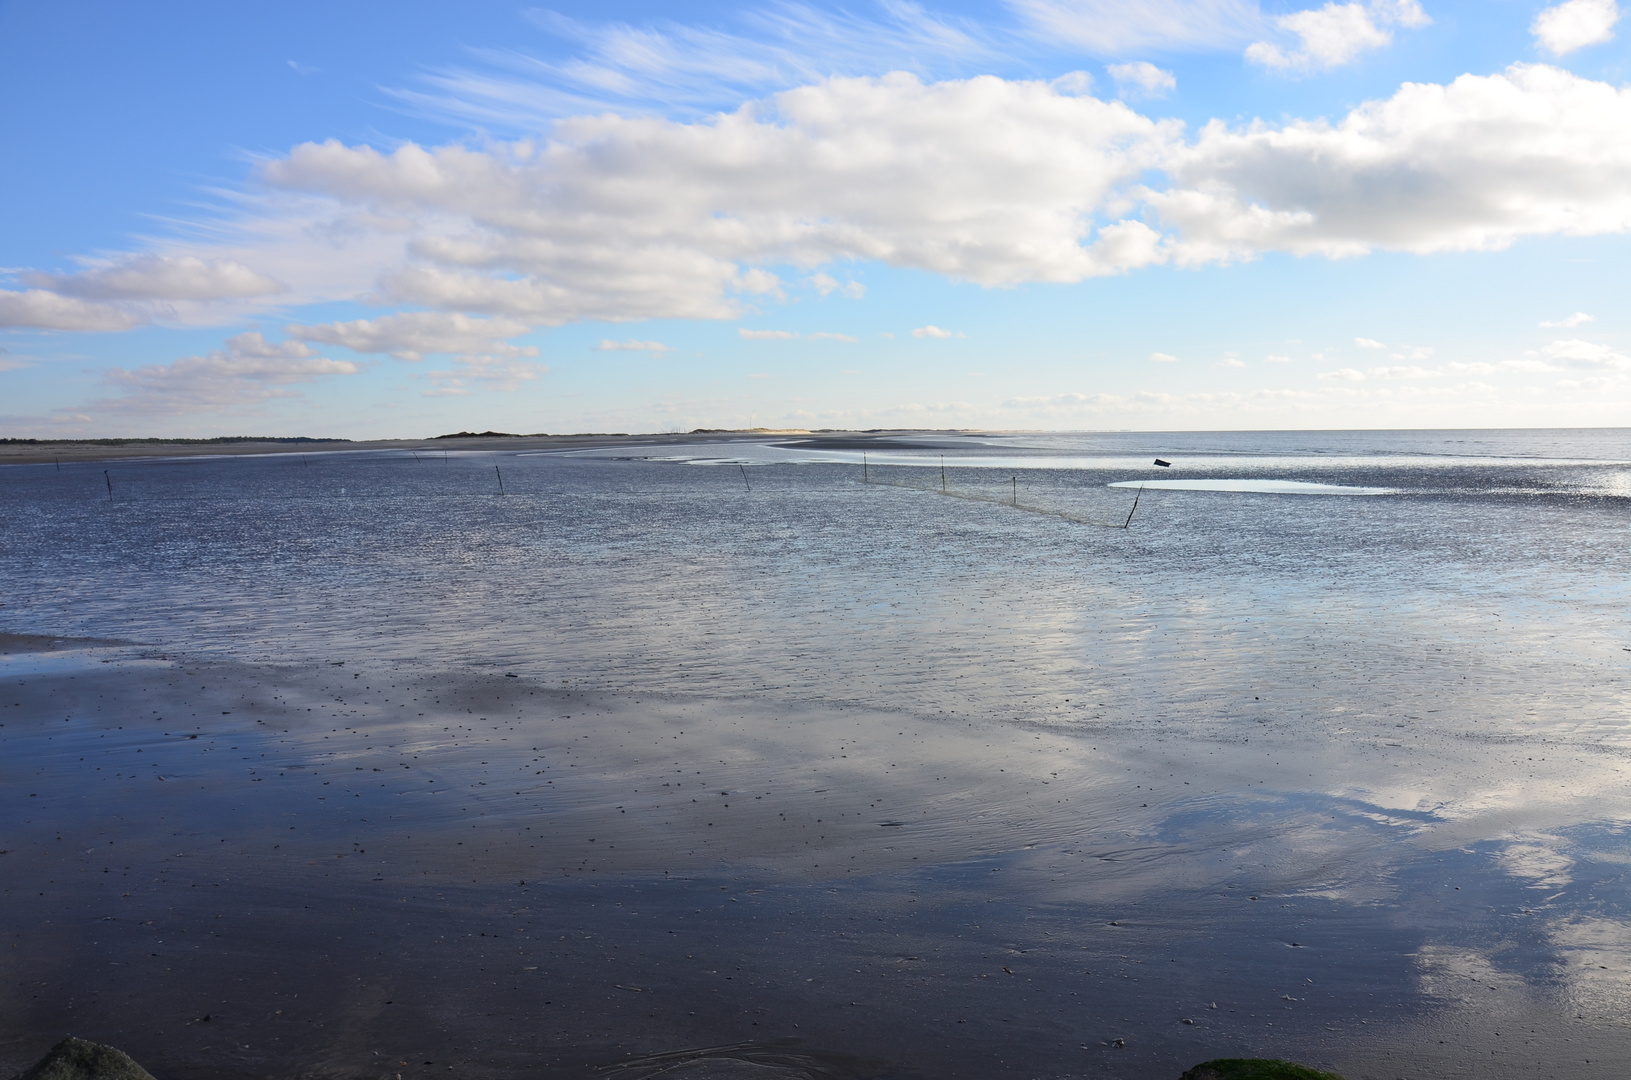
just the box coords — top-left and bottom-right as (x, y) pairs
(3, 0), (1629, 436)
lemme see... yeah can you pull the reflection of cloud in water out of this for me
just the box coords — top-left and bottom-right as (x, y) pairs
(1551, 917), (1631, 1018)
(1498, 834), (1576, 889)
(1414, 944), (1527, 1004)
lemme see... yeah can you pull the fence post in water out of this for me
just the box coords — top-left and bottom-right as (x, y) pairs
(863, 452), (868, 483)
(739, 463), (751, 492)
(1012, 476), (1017, 505)
(1123, 485), (1144, 529)
(941, 455), (947, 492)
(103, 470), (113, 502)
(495, 465), (505, 496)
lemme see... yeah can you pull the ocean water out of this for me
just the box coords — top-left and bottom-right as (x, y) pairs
(6, 429), (1630, 727)
(4, 428), (1631, 1079)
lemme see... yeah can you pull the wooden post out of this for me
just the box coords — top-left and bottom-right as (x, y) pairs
(1124, 485), (1143, 529)
(739, 463), (751, 492)
(863, 452), (868, 483)
(1012, 476), (1017, 505)
(103, 470), (112, 502)
(495, 465), (505, 496)
(941, 455), (946, 492)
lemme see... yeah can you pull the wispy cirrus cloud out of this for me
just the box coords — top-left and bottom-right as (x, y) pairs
(1008, 0), (1265, 54)
(594, 338), (673, 352)
(739, 328), (858, 342)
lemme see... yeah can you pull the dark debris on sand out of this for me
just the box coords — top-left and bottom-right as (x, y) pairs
(1178, 1060), (1345, 1080)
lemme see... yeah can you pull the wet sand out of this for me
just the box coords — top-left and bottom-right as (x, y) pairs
(7, 432), (1631, 1079)
(5, 638), (1631, 1080)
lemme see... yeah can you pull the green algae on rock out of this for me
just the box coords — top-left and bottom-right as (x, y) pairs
(1179, 1060), (1345, 1080)
(9, 1038), (157, 1080)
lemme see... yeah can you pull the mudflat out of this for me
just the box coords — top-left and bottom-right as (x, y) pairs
(6, 429), (1631, 1079)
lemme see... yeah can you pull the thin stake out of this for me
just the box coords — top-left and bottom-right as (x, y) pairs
(103, 470), (113, 502)
(55, 457), (60, 471)
(862, 452), (868, 483)
(412, 451), (420, 462)
(941, 455), (947, 492)
(1012, 476), (1017, 505)
(495, 465), (505, 496)
(1123, 485), (1144, 529)
(739, 463), (751, 492)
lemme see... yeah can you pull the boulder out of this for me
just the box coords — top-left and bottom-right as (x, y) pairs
(9, 1038), (157, 1080)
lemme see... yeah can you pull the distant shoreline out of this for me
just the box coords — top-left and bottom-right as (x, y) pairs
(0, 429), (910, 466)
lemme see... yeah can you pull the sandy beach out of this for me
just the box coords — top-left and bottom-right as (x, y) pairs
(5, 430), (1631, 1079)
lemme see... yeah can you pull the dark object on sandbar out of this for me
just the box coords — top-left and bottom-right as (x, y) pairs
(1154, 458), (1172, 467)
(10, 1037), (158, 1080)
(1178, 1059), (1345, 1080)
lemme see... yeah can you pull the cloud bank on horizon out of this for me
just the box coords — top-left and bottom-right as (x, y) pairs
(3, 0), (1630, 434)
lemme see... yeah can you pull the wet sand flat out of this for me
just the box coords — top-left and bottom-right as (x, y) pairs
(6, 430), (1631, 1079)
(6, 646), (1631, 1080)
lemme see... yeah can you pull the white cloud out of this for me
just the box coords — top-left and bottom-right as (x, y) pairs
(1009, 0), (1265, 53)
(15, 63), (1631, 352)
(98, 332), (357, 414)
(593, 339), (672, 352)
(1533, 338), (1631, 370)
(808, 331), (858, 342)
(1264, 353), (1295, 362)
(913, 325), (957, 338)
(1150, 351), (1180, 362)
(1366, 364), (1436, 377)
(0, 289), (145, 331)
(809, 272), (866, 298)
(1246, 0), (1428, 72)
(260, 73), (1176, 330)
(1532, 0), (1620, 55)
(1319, 367), (1367, 380)
(1541, 311), (1594, 328)
(1108, 61), (1176, 99)
(421, 356), (547, 397)
(1216, 356), (1247, 367)
(1355, 337), (1387, 348)
(287, 311), (535, 361)
(1152, 64), (1631, 261)
(28, 255), (286, 302)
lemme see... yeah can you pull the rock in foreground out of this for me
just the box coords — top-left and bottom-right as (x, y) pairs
(1179, 1060), (1345, 1080)
(10, 1038), (157, 1080)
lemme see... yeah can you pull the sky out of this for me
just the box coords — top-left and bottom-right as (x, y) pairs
(2, 0), (1629, 437)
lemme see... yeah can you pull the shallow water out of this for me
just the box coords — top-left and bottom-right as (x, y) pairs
(4, 429), (1631, 1079)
